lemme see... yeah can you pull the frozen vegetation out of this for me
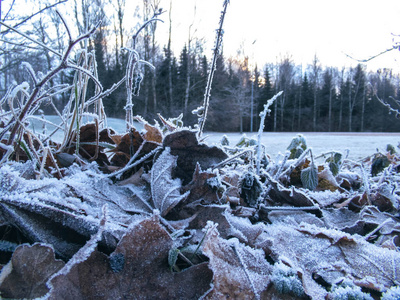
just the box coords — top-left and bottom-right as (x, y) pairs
(1, 1), (400, 299)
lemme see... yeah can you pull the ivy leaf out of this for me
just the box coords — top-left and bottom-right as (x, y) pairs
(301, 164), (318, 190)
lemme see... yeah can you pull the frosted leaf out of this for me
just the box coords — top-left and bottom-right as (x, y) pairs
(46, 215), (212, 299)
(0, 161), (152, 257)
(202, 225), (272, 299)
(271, 261), (305, 297)
(361, 206), (400, 233)
(322, 208), (362, 232)
(382, 286), (400, 300)
(223, 210), (265, 246)
(301, 164), (318, 190)
(262, 222), (400, 298)
(267, 176), (315, 207)
(330, 284), (373, 300)
(267, 210), (325, 227)
(307, 190), (343, 207)
(0, 243), (65, 299)
(220, 134), (229, 146)
(150, 147), (190, 216)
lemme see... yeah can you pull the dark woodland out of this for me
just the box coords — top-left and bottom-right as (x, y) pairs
(1, 1), (399, 133)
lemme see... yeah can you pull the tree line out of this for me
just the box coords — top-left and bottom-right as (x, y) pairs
(1, 0), (399, 132)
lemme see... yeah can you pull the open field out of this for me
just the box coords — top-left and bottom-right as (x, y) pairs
(29, 116), (400, 161)
(205, 131), (400, 161)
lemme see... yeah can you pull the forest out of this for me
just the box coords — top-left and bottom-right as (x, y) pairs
(1, 0), (399, 133)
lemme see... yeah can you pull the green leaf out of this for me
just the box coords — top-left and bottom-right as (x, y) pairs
(17, 140), (32, 161)
(168, 248), (180, 271)
(287, 135), (307, 159)
(220, 135), (230, 146)
(387, 144), (397, 155)
(328, 162), (339, 176)
(333, 152), (342, 164)
(236, 134), (248, 147)
(301, 164), (318, 190)
(371, 154), (390, 177)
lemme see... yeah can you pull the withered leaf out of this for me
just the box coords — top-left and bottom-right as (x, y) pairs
(111, 127), (143, 157)
(0, 243), (64, 299)
(201, 223), (272, 299)
(143, 123), (163, 143)
(176, 164), (222, 212)
(163, 130), (228, 185)
(267, 177), (315, 207)
(262, 222), (400, 299)
(47, 215), (213, 299)
(151, 148), (190, 216)
(0, 165), (149, 258)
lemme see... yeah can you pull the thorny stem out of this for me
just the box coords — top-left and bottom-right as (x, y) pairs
(198, 0), (229, 138)
(6, 21), (101, 146)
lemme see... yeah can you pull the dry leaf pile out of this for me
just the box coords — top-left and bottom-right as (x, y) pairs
(1, 125), (400, 299)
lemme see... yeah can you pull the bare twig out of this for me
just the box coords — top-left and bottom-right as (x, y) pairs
(256, 91), (283, 174)
(344, 47), (395, 63)
(55, 10), (72, 41)
(6, 21), (101, 146)
(0, 21), (63, 58)
(197, 0), (229, 138)
(131, 9), (164, 48)
(0, 0), (68, 34)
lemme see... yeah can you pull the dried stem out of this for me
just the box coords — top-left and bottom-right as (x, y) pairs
(197, 0), (229, 138)
(6, 21), (101, 146)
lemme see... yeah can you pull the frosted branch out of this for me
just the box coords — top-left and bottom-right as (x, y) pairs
(256, 91), (283, 175)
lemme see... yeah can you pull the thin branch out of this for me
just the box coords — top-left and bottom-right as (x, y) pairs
(198, 0), (229, 138)
(84, 76), (126, 108)
(66, 62), (102, 91)
(344, 47), (395, 63)
(0, 21), (63, 58)
(3, 0), (16, 21)
(55, 10), (71, 41)
(6, 21), (101, 146)
(0, 0), (68, 34)
(131, 9), (164, 48)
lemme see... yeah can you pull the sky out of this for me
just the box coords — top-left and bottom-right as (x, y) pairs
(132, 0), (400, 73)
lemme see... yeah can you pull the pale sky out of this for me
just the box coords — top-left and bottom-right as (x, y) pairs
(137, 0), (400, 73)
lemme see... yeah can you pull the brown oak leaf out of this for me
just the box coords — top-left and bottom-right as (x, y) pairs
(0, 243), (65, 299)
(47, 215), (213, 299)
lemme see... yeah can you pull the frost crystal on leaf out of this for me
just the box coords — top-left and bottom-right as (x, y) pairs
(271, 261), (305, 297)
(382, 286), (400, 300)
(150, 147), (190, 216)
